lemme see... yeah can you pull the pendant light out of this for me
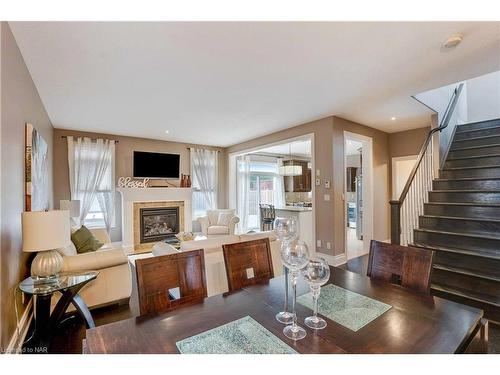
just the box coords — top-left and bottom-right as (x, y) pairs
(279, 143), (303, 176)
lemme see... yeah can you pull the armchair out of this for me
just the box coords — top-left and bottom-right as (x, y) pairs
(198, 209), (240, 236)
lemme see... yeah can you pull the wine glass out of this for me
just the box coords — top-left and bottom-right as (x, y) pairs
(302, 257), (330, 329)
(281, 239), (309, 340)
(273, 217), (298, 324)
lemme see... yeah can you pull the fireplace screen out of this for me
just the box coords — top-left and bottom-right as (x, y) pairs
(140, 207), (180, 243)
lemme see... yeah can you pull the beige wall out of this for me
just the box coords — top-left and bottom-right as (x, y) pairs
(227, 115), (391, 256)
(53, 128), (227, 242)
(1, 23), (54, 349)
(389, 126), (430, 159)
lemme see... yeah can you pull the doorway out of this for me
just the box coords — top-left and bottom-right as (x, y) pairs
(344, 132), (373, 260)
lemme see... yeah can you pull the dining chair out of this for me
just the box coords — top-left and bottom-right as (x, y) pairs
(135, 249), (207, 316)
(366, 240), (434, 294)
(222, 238), (274, 292)
(259, 204), (276, 231)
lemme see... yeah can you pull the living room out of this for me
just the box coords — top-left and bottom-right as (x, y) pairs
(2, 1), (500, 372)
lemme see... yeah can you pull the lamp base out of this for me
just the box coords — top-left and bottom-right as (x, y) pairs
(31, 250), (63, 279)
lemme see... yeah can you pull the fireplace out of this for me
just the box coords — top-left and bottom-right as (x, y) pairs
(139, 207), (180, 243)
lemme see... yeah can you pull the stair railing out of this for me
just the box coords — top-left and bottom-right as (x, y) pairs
(390, 83), (464, 245)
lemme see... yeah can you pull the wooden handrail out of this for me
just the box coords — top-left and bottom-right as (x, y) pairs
(390, 83), (464, 244)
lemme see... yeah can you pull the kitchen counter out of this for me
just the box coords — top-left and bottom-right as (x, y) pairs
(275, 206), (312, 212)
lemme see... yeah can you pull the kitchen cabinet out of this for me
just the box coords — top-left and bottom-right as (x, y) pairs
(283, 160), (312, 193)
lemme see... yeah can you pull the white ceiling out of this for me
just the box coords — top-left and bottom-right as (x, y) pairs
(254, 139), (312, 158)
(9, 22), (500, 147)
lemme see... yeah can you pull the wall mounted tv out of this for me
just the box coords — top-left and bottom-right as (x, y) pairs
(133, 151), (180, 179)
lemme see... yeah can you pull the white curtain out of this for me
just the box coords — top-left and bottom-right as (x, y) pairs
(191, 148), (218, 218)
(67, 136), (115, 232)
(236, 155), (251, 233)
(273, 158), (286, 208)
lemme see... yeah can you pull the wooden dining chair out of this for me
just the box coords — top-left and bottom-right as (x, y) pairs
(222, 238), (274, 292)
(135, 249), (207, 316)
(366, 240), (435, 294)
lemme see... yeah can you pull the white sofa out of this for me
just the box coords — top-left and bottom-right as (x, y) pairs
(197, 209), (240, 236)
(54, 228), (132, 310)
(179, 231), (283, 297)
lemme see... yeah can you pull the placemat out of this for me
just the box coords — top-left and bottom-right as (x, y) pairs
(176, 316), (297, 354)
(297, 284), (391, 332)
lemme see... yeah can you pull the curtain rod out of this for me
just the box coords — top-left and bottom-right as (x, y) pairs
(186, 147), (220, 152)
(61, 135), (120, 143)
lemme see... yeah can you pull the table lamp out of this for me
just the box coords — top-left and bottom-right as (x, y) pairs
(60, 199), (81, 228)
(22, 210), (70, 280)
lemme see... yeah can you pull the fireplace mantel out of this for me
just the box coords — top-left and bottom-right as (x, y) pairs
(117, 187), (193, 253)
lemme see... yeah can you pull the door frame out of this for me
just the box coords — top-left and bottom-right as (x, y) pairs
(228, 133), (316, 253)
(343, 131), (374, 259)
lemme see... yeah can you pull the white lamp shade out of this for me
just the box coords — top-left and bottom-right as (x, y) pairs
(60, 199), (81, 217)
(22, 210), (71, 252)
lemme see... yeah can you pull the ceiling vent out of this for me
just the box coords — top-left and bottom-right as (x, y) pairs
(443, 34), (463, 49)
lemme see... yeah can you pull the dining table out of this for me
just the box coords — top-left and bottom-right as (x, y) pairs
(85, 266), (488, 354)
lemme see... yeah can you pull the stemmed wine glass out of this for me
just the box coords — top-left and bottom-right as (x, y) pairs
(302, 257), (330, 329)
(281, 239), (309, 340)
(274, 217), (298, 324)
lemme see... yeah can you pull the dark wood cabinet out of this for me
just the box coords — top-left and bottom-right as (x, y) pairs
(283, 160), (312, 192)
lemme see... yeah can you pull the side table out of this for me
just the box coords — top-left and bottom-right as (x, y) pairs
(19, 271), (99, 352)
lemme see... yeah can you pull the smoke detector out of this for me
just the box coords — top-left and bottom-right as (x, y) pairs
(443, 34), (463, 49)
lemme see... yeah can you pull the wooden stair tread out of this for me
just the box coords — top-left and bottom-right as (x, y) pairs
(431, 283), (500, 308)
(420, 214), (500, 223)
(455, 125), (500, 134)
(453, 134), (500, 142)
(433, 264), (500, 283)
(446, 153), (500, 161)
(431, 189), (500, 193)
(415, 228), (500, 241)
(442, 164), (500, 171)
(435, 177), (500, 181)
(450, 143), (500, 151)
(412, 242), (500, 261)
(425, 202), (500, 207)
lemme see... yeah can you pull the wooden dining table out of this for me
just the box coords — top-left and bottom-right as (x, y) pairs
(85, 266), (488, 354)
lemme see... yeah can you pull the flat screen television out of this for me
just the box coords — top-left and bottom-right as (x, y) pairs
(133, 151), (180, 179)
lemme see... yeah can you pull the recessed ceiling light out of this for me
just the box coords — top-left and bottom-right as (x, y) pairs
(391, 117), (396, 121)
(443, 34), (463, 49)
(165, 130), (169, 134)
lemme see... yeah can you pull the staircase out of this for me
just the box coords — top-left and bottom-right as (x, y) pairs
(412, 118), (500, 322)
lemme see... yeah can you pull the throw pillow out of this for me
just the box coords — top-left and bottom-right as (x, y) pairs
(71, 225), (104, 254)
(217, 212), (234, 227)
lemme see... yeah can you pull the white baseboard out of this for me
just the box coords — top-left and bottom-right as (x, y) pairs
(6, 297), (34, 354)
(315, 252), (347, 267)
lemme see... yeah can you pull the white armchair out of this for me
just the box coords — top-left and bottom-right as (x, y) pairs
(198, 209), (240, 236)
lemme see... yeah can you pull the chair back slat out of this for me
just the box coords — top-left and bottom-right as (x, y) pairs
(367, 240), (434, 294)
(135, 249), (207, 316)
(222, 238), (274, 292)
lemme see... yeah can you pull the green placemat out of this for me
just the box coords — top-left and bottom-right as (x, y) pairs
(297, 284), (391, 332)
(176, 316), (297, 354)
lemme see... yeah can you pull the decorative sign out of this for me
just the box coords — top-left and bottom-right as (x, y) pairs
(118, 177), (150, 188)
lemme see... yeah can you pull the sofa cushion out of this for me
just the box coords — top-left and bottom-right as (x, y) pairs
(239, 231), (277, 242)
(62, 247), (128, 272)
(71, 225), (104, 254)
(180, 234), (240, 252)
(217, 212), (234, 226)
(56, 241), (78, 257)
(207, 225), (230, 235)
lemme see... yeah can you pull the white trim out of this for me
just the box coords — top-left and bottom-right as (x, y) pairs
(343, 131), (374, 258)
(6, 297), (34, 354)
(391, 154), (418, 200)
(316, 252), (347, 267)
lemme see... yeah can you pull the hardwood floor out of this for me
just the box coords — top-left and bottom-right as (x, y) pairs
(27, 254), (499, 354)
(340, 254), (500, 354)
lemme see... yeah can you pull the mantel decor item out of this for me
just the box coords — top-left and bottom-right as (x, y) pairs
(22, 210), (71, 280)
(180, 174), (192, 187)
(118, 177), (150, 188)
